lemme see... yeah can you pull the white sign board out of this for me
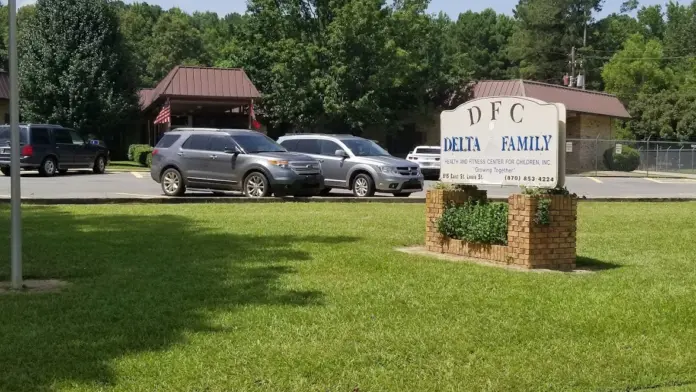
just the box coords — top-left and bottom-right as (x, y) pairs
(440, 96), (563, 188)
(615, 144), (622, 154)
(566, 142), (573, 152)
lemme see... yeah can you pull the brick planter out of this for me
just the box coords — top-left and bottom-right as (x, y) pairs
(425, 189), (577, 271)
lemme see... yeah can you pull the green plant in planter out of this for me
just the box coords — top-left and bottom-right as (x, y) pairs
(432, 182), (479, 191)
(437, 199), (508, 245)
(519, 186), (576, 226)
(534, 198), (552, 225)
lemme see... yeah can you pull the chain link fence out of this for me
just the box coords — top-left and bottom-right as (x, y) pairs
(565, 138), (696, 177)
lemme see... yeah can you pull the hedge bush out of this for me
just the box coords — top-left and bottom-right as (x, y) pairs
(603, 145), (641, 172)
(129, 144), (153, 167)
(437, 200), (509, 245)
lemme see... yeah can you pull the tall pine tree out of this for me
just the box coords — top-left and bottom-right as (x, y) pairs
(19, 0), (139, 147)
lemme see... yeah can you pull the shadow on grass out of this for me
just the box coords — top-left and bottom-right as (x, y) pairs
(576, 256), (622, 271)
(0, 206), (356, 391)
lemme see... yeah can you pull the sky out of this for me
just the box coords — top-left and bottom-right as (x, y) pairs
(17, 0), (668, 17)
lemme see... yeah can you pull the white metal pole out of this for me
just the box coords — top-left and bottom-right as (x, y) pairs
(9, 0), (22, 290)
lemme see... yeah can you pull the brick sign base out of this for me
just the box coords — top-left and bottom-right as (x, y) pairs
(425, 189), (577, 271)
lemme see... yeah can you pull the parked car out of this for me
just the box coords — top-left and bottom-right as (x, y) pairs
(406, 145), (441, 180)
(276, 133), (424, 197)
(0, 124), (109, 177)
(150, 128), (325, 197)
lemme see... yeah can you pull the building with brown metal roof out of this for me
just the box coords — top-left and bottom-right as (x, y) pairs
(422, 79), (630, 174)
(139, 65), (262, 145)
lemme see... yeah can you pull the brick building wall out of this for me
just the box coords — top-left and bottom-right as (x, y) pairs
(425, 189), (577, 271)
(565, 113), (614, 173)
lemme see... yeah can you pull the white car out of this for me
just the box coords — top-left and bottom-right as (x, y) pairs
(406, 145), (440, 179)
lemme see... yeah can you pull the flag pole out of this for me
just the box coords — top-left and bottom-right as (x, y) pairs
(9, 0), (22, 290)
(248, 100), (252, 130)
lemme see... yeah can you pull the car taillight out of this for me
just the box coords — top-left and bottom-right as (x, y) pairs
(20, 145), (33, 157)
(152, 148), (159, 155)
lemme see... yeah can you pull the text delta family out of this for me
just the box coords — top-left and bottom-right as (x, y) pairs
(441, 100), (555, 153)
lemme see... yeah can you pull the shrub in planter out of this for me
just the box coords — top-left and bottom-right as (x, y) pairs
(437, 200), (509, 245)
(603, 145), (640, 172)
(145, 152), (153, 168)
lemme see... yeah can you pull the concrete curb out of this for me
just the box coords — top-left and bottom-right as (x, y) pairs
(0, 196), (427, 205)
(0, 196), (695, 205)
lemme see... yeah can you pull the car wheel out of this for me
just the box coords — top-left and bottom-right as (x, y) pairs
(319, 187), (332, 196)
(39, 157), (58, 177)
(393, 192), (411, 197)
(244, 172), (270, 198)
(0, 167), (10, 176)
(161, 168), (186, 196)
(58, 169), (68, 175)
(93, 155), (106, 174)
(352, 173), (375, 197)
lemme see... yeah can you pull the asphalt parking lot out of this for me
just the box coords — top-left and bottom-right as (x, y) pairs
(1, 170), (696, 199)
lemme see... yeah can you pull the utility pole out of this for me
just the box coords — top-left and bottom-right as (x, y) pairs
(582, 8), (588, 90)
(8, 0), (22, 290)
(570, 46), (576, 87)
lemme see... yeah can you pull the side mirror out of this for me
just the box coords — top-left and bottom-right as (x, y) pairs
(335, 149), (348, 157)
(224, 146), (241, 154)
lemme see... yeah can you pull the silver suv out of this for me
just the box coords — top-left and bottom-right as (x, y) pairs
(150, 128), (324, 197)
(277, 134), (423, 197)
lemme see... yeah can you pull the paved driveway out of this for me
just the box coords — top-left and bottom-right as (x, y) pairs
(1, 171), (696, 199)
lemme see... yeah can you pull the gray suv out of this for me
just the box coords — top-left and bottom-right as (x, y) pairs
(150, 128), (324, 197)
(277, 134), (423, 197)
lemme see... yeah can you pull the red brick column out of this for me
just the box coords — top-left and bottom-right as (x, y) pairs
(507, 195), (577, 271)
(425, 188), (487, 253)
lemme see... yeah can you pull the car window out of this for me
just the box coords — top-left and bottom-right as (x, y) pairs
(53, 129), (73, 144)
(415, 147), (440, 154)
(181, 135), (211, 150)
(0, 126), (29, 144)
(30, 128), (51, 145)
(342, 139), (390, 157)
(319, 140), (342, 156)
(231, 133), (285, 153)
(295, 139), (320, 154)
(68, 130), (84, 145)
(155, 134), (181, 148)
(279, 139), (298, 151)
(208, 135), (237, 152)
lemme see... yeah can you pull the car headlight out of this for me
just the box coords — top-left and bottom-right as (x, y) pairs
(380, 166), (399, 175)
(268, 159), (290, 168)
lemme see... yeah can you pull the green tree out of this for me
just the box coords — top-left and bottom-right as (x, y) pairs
(238, 0), (466, 134)
(508, 0), (603, 82)
(451, 9), (516, 80)
(146, 8), (209, 83)
(18, 0), (140, 144)
(637, 5), (665, 40)
(602, 33), (673, 103)
(118, 2), (163, 86)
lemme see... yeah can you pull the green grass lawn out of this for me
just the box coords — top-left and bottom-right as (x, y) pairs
(106, 160), (149, 171)
(1, 202), (696, 391)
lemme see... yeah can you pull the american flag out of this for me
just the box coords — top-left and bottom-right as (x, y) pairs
(250, 100), (261, 130)
(154, 99), (171, 125)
